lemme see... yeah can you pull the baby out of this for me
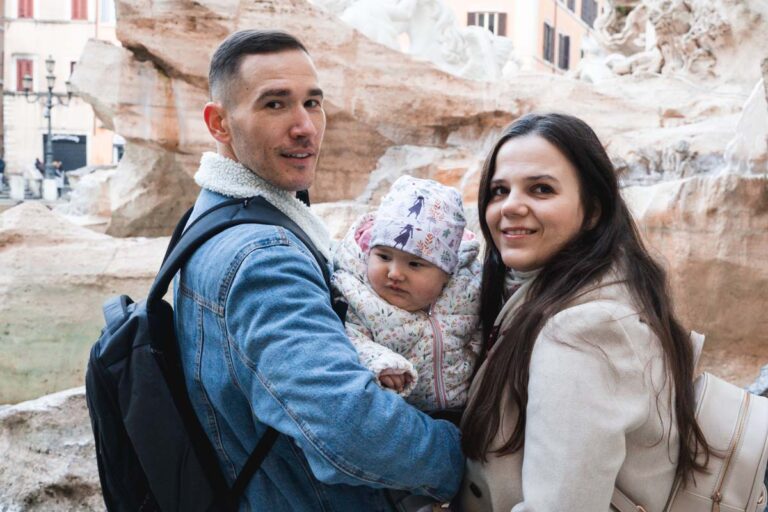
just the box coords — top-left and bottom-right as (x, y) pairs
(332, 175), (481, 412)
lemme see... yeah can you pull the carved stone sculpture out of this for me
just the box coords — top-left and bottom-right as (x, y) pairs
(587, 0), (768, 86)
(311, 0), (514, 81)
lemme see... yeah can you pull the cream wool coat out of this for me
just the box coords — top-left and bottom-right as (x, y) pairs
(460, 272), (680, 512)
(332, 214), (482, 411)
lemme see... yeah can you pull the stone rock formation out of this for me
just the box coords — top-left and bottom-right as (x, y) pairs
(0, 203), (167, 403)
(71, 0), (753, 236)
(623, 174), (768, 385)
(0, 387), (102, 510)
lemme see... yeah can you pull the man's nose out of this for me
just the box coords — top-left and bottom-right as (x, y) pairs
(289, 107), (318, 139)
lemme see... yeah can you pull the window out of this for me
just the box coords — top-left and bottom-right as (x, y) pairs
(567, 0), (576, 11)
(72, 0), (88, 20)
(467, 11), (507, 36)
(542, 23), (555, 63)
(100, 0), (116, 23)
(581, 0), (598, 27)
(18, 0), (34, 18)
(558, 34), (571, 70)
(16, 59), (33, 91)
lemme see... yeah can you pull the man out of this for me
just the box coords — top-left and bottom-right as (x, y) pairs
(174, 29), (463, 510)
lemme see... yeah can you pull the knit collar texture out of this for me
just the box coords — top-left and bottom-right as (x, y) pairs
(194, 152), (332, 261)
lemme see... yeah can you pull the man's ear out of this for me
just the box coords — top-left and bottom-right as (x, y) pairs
(203, 102), (230, 145)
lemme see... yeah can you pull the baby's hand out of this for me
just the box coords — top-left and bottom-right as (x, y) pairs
(379, 369), (413, 393)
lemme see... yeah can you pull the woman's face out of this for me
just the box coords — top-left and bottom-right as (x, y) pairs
(485, 134), (585, 272)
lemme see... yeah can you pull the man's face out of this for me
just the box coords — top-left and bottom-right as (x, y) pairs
(221, 50), (326, 191)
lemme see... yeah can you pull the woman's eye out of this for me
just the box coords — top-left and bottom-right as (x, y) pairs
(489, 185), (508, 197)
(531, 184), (554, 194)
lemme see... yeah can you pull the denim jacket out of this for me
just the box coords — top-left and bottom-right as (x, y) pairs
(173, 188), (464, 511)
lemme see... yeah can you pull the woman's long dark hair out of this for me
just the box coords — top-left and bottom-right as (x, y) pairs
(461, 113), (708, 482)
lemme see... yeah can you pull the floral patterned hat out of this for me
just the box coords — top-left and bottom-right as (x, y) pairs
(369, 175), (466, 274)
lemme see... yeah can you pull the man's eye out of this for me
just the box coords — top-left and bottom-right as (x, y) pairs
(531, 184), (555, 194)
(305, 99), (322, 108)
(265, 101), (283, 109)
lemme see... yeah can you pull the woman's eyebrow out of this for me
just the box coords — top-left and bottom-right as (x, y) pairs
(525, 174), (558, 182)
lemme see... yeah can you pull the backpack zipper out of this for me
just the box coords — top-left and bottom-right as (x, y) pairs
(710, 391), (750, 512)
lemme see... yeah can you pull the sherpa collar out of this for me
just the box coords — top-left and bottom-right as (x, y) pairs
(194, 152), (332, 261)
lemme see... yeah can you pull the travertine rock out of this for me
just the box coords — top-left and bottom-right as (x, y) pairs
(623, 174), (768, 386)
(0, 387), (101, 511)
(0, 203), (167, 403)
(74, 0), (709, 236)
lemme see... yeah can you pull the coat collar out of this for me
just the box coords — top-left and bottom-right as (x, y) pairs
(194, 152), (332, 261)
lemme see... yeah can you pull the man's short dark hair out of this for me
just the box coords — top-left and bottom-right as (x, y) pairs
(208, 30), (308, 104)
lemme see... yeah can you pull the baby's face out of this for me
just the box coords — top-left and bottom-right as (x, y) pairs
(367, 245), (450, 312)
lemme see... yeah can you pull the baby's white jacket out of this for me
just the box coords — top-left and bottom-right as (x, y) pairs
(331, 213), (482, 411)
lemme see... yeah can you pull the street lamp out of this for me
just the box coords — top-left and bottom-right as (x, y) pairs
(22, 55), (73, 200)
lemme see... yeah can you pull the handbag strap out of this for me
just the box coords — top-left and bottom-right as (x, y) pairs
(611, 487), (646, 512)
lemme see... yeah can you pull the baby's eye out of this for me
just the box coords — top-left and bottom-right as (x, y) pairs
(375, 252), (391, 261)
(408, 261), (423, 269)
(531, 183), (555, 194)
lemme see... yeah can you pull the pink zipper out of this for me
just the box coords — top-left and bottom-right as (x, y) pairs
(427, 306), (448, 409)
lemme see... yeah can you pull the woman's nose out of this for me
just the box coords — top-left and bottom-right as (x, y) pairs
(500, 191), (529, 217)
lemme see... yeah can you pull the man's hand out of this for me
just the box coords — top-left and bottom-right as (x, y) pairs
(379, 369), (413, 393)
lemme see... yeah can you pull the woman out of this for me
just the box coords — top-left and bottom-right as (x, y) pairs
(459, 113), (708, 511)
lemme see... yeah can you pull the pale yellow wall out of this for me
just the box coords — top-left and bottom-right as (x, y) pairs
(3, 0), (119, 173)
(448, 0), (605, 74)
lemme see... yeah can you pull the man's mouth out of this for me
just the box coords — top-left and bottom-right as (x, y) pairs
(280, 150), (314, 160)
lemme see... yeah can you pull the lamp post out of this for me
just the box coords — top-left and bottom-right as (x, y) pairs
(22, 55), (72, 200)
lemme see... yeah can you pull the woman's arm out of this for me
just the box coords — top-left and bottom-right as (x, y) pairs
(512, 302), (650, 511)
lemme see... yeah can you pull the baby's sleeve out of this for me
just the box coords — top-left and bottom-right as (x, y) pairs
(344, 308), (419, 397)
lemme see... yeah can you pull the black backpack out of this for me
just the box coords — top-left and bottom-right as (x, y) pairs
(85, 196), (344, 511)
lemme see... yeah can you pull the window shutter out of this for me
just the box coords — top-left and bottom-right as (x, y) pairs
(498, 12), (507, 36)
(19, 0), (34, 18)
(467, 12), (476, 26)
(17, 60), (33, 91)
(73, 0), (88, 20)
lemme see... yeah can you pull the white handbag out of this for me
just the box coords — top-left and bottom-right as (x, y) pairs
(612, 367), (768, 512)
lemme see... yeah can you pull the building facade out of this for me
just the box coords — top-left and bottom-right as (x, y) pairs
(445, 0), (604, 74)
(3, 0), (120, 176)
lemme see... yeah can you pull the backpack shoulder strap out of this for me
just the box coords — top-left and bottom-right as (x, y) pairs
(146, 195), (336, 505)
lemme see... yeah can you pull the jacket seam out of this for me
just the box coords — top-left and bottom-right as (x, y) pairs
(194, 302), (237, 479)
(288, 441), (331, 510)
(178, 282), (220, 313)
